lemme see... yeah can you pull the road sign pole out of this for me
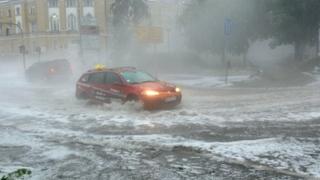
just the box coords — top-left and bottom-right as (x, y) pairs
(23, 51), (26, 70)
(224, 18), (232, 84)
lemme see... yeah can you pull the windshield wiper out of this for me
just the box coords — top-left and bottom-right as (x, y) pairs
(129, 82), (140, 84)
(141, 80), (156, 83)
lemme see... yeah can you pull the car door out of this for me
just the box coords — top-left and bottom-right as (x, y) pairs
(105, 72), (126, 100)
(87, 72), (109, 102)
(76, 73), (91, 95)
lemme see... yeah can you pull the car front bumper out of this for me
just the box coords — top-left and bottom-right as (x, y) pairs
(141, 92), (182, 109)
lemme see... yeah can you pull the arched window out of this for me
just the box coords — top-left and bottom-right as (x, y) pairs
(83, 0), (93, 7)
(48, 0), (58, 8)
(66, 0), (76, 7)
(50, 14), (59, 32)
(68, 14), (77, 31)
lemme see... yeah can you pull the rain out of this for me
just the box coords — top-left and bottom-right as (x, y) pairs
(0, 0), (320, 179)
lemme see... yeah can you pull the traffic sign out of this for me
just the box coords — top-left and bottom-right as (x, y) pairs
(135, 26), (163, 44)
(224, 18), (232, 36)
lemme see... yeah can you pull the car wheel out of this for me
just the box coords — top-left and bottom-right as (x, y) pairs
(125, 94), (139, 102)
(76, 91), (88, 100)
(125, 94), (144, 110)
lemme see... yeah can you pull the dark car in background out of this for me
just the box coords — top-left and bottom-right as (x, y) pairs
(25, 59), (73, 82)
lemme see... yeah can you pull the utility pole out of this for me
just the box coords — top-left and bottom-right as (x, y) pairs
(18, 23), (26, 71)
(105, 0), (108, 54)
(77, 0), (84, 65)
(224, 18), (232, 84)
(167, 28), (171, 52)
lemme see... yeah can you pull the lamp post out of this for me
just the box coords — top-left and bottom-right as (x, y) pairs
(104, 0), (108, 53)
(0, 22), (26, 70)
(18, 23), (26, 71)
(77, 0), (84, 65)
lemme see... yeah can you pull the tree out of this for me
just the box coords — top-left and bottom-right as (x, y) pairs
(111, 0), (148, 26)
(179, 0), (226, 56)
(179, 0), (269, 62)
(110, 0), (149, 60)
(266, 0), (320, 62)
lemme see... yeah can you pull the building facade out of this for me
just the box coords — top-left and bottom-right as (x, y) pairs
(0, 0), (188, 56)
(0, 0), (111, 55)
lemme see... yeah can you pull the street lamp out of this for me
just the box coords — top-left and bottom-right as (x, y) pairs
(16, 23), (26, 71)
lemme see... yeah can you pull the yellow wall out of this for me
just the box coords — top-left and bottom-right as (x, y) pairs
(0, 0), (111, 54)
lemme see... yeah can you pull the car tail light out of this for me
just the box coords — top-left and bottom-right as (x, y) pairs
(49, 68), (56, 73)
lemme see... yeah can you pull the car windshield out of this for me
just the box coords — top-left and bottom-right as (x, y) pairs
(121, 71), (157, 84)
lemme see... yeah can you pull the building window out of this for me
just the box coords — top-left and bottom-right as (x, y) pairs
(67, 14), (77, 31)
(16, 22), (22, 33)
(31, 22), (37, 32)
(29, 6), (36, 15)
(86, 13), (93, 19)
(15, 7), (20, 16)
(0, 24), (2, 34)
(48, 0), (58, 8)
(66, 0), (77, 7)
(83, 0), (93, 7)
(8, 9), (11, 17)
(50, 14), (59, 32)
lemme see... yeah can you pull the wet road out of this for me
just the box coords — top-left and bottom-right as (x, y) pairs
(0, 65), (320, 179)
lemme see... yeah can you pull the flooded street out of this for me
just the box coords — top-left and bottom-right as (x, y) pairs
(0, 62), (319, 179)
(1, 0), (320, 179)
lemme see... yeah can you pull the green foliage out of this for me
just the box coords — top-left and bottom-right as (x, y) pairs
(266, 0), (320, 60)
(110, 0), (149, 59)
(180, 0), (320, 61)
(268, 0), (320, 45)
(1, 169), (32, 180)
(111, 0), (149, 26)
(179, 0), (269, 56)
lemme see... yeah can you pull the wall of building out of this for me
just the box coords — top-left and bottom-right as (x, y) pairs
(0, 0), (187, 55)
(0, 0), (111, 55)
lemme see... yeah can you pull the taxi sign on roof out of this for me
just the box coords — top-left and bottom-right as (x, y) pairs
(95, 64), (106, 70)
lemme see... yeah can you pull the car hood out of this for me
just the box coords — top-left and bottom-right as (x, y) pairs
(135, 81), (176, 92)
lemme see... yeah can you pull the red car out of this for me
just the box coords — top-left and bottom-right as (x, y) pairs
(76, 67), (182, 109)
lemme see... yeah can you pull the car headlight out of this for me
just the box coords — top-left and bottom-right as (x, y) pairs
(142, 90), (160, 96)
(175, 87), (181, 92)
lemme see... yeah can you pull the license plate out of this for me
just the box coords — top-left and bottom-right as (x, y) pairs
(165, 96), (177, 103)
